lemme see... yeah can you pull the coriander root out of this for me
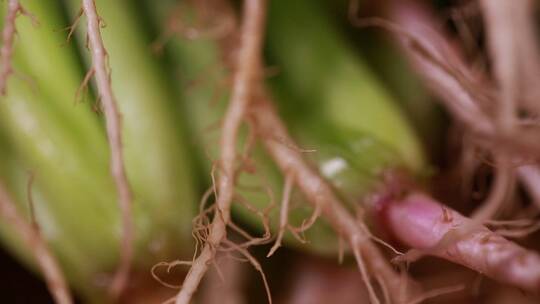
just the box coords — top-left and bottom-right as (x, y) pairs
(385, 0), (540, 216)
(0, 181), (72, 304)
(480, 0), (540, 116)
(200, 254), (246, 304)
(251, 98), (414, 304)
(384, 0), (540, 156)
(0, 0), (35, 96)
(378, 1), (540, 292)
(175, 1), (266, 303)
(382, 192), (540, 292)
(0, 0), (20, 95)
(80, 0), (134, 298)
(267, 173), (293, 257)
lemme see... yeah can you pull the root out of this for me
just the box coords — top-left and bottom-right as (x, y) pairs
(479, 0), (517, 126)
(374, 1), (540, 155)
(174, 1), (267, 303)
(385, 0), (540, 219)
(250, 98), (416, 303)
(152, 0), (235, 53)
(0, 3), (71, 302)
(338, 236), (345, 264)
(406, 284), (465, 304)
(350, 18), (494, 139)
(480, 0), (540, 116)
(286, 203), (321, 245)
(75, 68), (94, 103)
(352, 243), (380, 304)
(80, 0), (134, 299)
(223, 240), (272, 304)
(471, 157), (515, 221)
(151, 261), (193, 289)
(379, 0), (540, 225)
(25, 171), (37, 227)
(0, 0), (34, 95)
(518, 165), (540, 209)
(375, 274), (390, 304)
(489, 220), (540, 238)
(64, 8), (83, 44)
(267, 173), (293, 257)
(200, 254), (246, 304)
(358, 222), (404, 256)
(384, 192), (540, 292)
(0, 181), (72, 304)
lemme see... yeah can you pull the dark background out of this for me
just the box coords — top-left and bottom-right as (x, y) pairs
(0, 247), (54, 303)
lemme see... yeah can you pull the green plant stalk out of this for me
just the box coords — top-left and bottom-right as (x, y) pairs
(63, 0), (198, 262)
(0, 0), (197, 300)
(263, 0), (429, 215)
(0, 1), (119, 293)
(0, 72), (117, 296)
(143, 0), (404, 254)
(13, 0), (105, 154)
(142, 1), (350, 256)
(0, 129), (60, 281)
(266, 0), (425, 174)
(250, 0), (426, 249)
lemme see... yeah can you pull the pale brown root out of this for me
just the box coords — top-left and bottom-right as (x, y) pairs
(230, 192), (274, 249)
(475, 0), (525, 222)
(518, 165), (540, 210)
(445, 2), (481, 58)
(471, 157), (515, 221)
(458, 136), (482, 198)
(287, 204), (321, 244)
(65, 8), (83, 44)
(406, 284), (465, 304)
(26, 172), (37, 227)
(0, 181), (73, 304)
(151, 261), (193, 289)
(223, 240), (272, 304)
(382, 1), (540, 156)
(375, 274), (390, 304)
(338, 236), (344, 264)
(384, 0), (540, 216)
(398, 263), (409, 301)
(175, 1), (266, 303)
(0, 0), (23, 95)
(291, 203), (320, 233)
(225, 219), (271, 250)
(80, 0), (134, 299)
(250, 99), (416, 303)
(200, 255), (246, 304)
(350, 16), (493, 136)
(283, 256), (371, 304)
(267, 173), (293, 257)
(352, 244), (380, 304)
(480, 0), (540, 116)
(154, 0), (235, 52)
(479, 0), (517, 130)
(358, 222), (404, 256)
(485, 219), (538, 227)
(493, 221), (540, 239)
(75, 68), (94, 103)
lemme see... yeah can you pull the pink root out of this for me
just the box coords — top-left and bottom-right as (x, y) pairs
(381, 192), (540, 292)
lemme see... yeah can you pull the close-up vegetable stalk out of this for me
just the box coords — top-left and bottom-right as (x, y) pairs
(0, 0), (197, 302)
(1, 0), (540, 303)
